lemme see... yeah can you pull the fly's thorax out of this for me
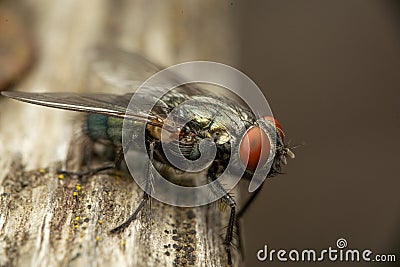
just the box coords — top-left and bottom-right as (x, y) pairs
(178, 116), (234, 161)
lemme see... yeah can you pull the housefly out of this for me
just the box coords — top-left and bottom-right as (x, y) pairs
(1, 46), (294, 266)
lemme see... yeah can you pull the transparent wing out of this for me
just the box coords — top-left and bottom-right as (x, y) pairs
(2, 47), (247, 131)
(1, 91), (165, 128)
(89, 46), (182, 91)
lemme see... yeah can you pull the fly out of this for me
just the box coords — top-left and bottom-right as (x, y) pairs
(1, 46), (294, 266)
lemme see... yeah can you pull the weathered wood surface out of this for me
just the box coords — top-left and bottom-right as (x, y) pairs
(0, 1), (240, 266)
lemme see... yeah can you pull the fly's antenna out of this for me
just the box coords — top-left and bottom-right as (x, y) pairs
(288, 141), (306, 151)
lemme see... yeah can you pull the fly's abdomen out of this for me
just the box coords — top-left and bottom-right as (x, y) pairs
(86, 114), (123, 145)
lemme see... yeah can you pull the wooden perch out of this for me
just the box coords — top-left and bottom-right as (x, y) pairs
(0, 158), (238, 266)
(0, 1), (241, 266)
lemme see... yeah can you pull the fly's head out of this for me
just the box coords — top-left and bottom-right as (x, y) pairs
(239, 116), (295, 177)
(175, 114), (295, 177)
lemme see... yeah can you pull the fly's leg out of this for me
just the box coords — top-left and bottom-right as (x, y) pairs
(233, 185), (263, 262)
(110, 141), (154, 233)
(233, 184), (264, 261)
(110, 191), (149, 233)
(57, 162), (116, 177)
(237, 183), (264, 219)
(58, 139), (131, 177)
(207, 169), (236, 266)
(221, 192), (236, 267)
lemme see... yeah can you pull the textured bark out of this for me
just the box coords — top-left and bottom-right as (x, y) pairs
(0, 1), (240, 267)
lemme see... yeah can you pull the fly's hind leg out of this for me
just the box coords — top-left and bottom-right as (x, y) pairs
(110, 190), (149, 233)
(57, 162), (116, 177)
(58, 136), (129, 177)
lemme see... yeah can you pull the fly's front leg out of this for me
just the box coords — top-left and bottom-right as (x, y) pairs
(221, 192), (236, 267)
(233, 183), (264, 261)
(237, 183), (264, 219)
(110, 141), (154, 233)
(207, 169), (237, 266)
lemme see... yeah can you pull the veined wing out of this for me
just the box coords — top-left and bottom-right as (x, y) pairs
(1, 91), (167, 128)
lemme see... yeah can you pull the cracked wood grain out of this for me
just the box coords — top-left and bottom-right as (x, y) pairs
(0, 159), (240, 267)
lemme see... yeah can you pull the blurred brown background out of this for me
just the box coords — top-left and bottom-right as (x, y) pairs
(239, 1), (400, 266)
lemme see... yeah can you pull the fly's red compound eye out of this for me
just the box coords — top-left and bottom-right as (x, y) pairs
(264, 116), (285, 140)
(239, 126), (271, 171)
